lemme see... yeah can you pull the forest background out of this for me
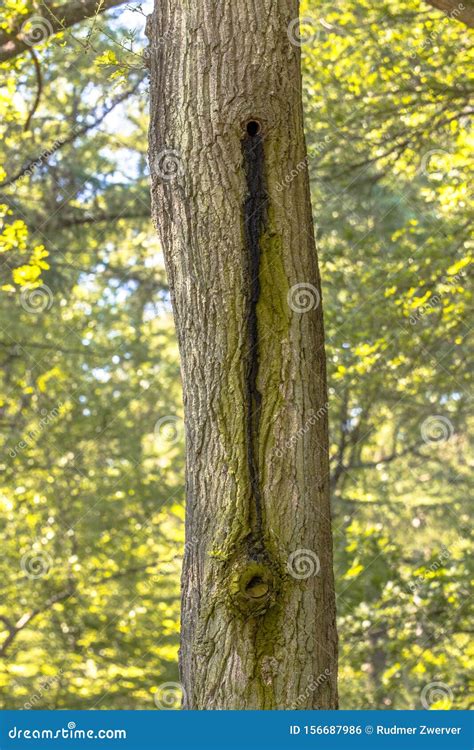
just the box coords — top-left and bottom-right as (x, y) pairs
(0, 0), (472, 710)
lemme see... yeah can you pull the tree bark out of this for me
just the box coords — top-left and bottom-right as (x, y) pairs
(148, 0), (338, 709)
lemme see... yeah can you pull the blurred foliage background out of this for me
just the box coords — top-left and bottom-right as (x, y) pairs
(0, 0), (472, 710)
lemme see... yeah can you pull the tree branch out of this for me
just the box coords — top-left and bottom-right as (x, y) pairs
(23, 49), (43, 132)
(53, 209), (150, 228)
(0, 81), (142, 189)
(0, 0), (131, 63)
(348, 442), (425, 470)
(0, 583), (75, 657)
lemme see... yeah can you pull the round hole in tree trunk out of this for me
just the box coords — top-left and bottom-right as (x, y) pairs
(246, 120), (261, 137)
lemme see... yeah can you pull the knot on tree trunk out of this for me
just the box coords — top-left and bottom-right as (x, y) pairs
(230, 558), (279, 617)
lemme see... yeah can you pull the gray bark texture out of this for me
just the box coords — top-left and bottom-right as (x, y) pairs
(147, 0), (338, 710)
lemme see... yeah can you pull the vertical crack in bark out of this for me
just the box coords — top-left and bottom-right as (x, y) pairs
(241, 124), (268, 549)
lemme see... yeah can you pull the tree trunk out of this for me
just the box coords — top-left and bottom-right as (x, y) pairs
(147, 0), (338, 709)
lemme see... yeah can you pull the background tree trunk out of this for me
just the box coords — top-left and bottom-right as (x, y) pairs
(147, 0), (338, 709)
